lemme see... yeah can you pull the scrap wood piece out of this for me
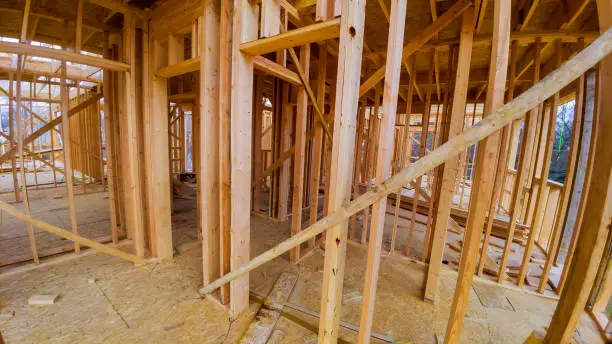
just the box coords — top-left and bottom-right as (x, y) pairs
(28, 294), (59, 305)
(472, 283), (515, 311)
(241, 272), (298, 344)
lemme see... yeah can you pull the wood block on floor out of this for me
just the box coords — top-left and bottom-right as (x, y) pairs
(28, 294), (59, 305)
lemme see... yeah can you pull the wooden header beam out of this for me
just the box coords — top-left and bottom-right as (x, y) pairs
(156, 57), (200, 78)
(240, 18), (340, 55)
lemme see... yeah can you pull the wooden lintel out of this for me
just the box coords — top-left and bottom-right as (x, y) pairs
(240, 18), (340, 56)
(156, 57), (200, 78)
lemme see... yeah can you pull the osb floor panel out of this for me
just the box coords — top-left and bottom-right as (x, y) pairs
(1, 218), (605, 343)
(0, 186), (604, 343)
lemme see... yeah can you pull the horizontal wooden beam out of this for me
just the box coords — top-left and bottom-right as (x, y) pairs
(156, 57), (200, 78)
(0, 42), (129, 72)
(254, 56), (302, 85)
(199, 26), (612, 295)
(240, 18), (340, 56)
(86, 0), (147, 20)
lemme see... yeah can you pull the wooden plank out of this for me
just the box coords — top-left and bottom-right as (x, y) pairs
(156, 57), (200, 78)
(517, 41), (561, 287)
(228, 0), (257, 316)
(60, 62), (80, 255)
(148, 37), (173, 259)
(309, 44), (327, 241)
(538, 60), (585, 293)
(218, 0), (232, 304)
(477, 40), (518, 277)
(260, 0), (281, 38)
(544, 3), (612, 341)
(200, 3), (221, 285)
(290, 44), (310, 262)
(444, 1), (510, 342)
(0, 197), (146, 264)
(86, 0), (147, 19)
(240, 18), (340, 56)
(199, 25), (612, 306)
(358, 0), (407, 340)
(557, 70), (597, 294)
(318, 0), (366, 341)
(424, 7), (474, 303)
(75, 0), (85, 52)
(20, 0), (32, 43)
(0, 41), (129, 71)
(253, 56), (302, 85)
(358, 0), (472, 97)
(102, 33), (118, 244)
(497, 37), (542, 281)
(13, 61), (39, 264)
(122, 16), (145, 258)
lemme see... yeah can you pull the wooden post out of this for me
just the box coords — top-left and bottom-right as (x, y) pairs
(544, 2), (612, 341)
(123, 15), (145, 257)
(199, 3), (221, 286)
(60, 62), (80, 255)
(309, 44), (328, 231)
(318, 0), (366, 341)
(444, 0), (510, 342)
(358, 0), (407, 340)
(557, 70), (597, 294)
(517, 41), (561, 287)
(14, 62), (39, 263)
(103, 32), (119, 244)
(228, 0), (257, 316)
(277, 86), (292, 221)
(218, 0), (233, 304)
(537, 69), (584, 293)
(408, 50), (434, 256)
(252, 75), (263, 212)
(9, 73), (21, 202)
(148, 39), (173, 259)
(290, 44), (310, 262)
(424, 7), (474, 303)
(497, 38), (542, 280)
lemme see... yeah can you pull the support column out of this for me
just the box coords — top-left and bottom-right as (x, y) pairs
(290, 44), (310, 262)
(228, 0), (258, 316)
(358, 0), (407, 341)
(200, 3), (221, 285)
(123, 15), (146, 257)
(444, 0), (510, 342)
(424, 7), (474, 303)
(318, 0), (366, 341)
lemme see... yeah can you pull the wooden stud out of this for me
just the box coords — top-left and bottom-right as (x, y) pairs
(123, 15), (145, 257)
(228, 0), (258, 316)
(497, 37), (542, 281)
(517, 40), (562, 287)
(60, 62), (80, 254)
(309, 44), (328, 236)
(318, 0), (366, 341)
(544, 2), (612, 341)
(358, 0), (407, 340)
(444, 0), (510, 342)
(200, 3), (221, 284)
(290, 44), (311, 262)
(424, 7), (474, 303)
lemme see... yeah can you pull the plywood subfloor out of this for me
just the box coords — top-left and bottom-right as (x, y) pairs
(0, 200), (605, 343)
